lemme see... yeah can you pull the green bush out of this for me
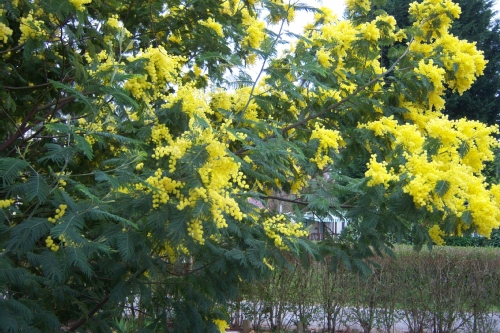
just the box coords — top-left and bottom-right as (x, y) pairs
(442, 228), (500, 248)
(236, 246), (500, 333)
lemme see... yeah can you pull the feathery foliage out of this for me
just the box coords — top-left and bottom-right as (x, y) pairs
(0, 0), (499, 331)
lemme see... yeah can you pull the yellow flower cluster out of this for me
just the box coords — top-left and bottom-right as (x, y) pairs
(406, 1), (485, 102)
(428, 225), (446, 246)
(0, 22), (12, 44)
(150, 123), (172, 144)
(414, 59), (446, 111)
(467, 184), (500, 236)
(363, 109), (500, 236)
(285, 4), (296, 23)
(365, 155), (398, 188)
(0, 199), (14, 209)
(48, 204), (68, 223)
(290, 173), (310, 195)
(435, 35), (487, 95)
(19, 13), (45, 44)
(374, 14), (405, 42)
(346, 0), (371, 12)
(313, 6), (338, 25)
(263, 214), (308, 250)
(55, 172), (67, 189)
(409, 0), (460, 41)
(211, 87), (264, 125)
(46, 233), (75, 251)
(107, 14), (121, 29)
(309, 123), (344, 169)
(187, 218), (204, 244)
(75, 113), (107, 146)
(213, 319), (229, 333)
(168, 33), (182, 44)
(158, 243), (177, 262)
(176, 128), (246, 229)
(146, 169), (183, 209)
(153, 135), (192, 173)
(408, 24), (486, 98)
(263, 257), (275, 271)
(149, 98), (248, 239)
(316, 47), (330, 68)
(220, 1), (237, 16)
(227, 87), (261, 121)
(69, 0), (92, 11)
(45, 236), (59, 252)
(124, 47), (184, 104)
(199, 18), (224, 37)
(241, 8), (266, 48)
(105, 14), (132, 41)
(402, 152), (444, 208)
(318, 87), (342, 104)
(313, 20), (357, 61)
(162, 84), (213, 121)
(359, 21), (380, 43)
(142, 47), (181, 85)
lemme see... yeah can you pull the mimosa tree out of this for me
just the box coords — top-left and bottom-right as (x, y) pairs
(0, 0), (498, 331)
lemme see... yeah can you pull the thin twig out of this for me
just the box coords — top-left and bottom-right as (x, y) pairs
(260, 195), (354, 209)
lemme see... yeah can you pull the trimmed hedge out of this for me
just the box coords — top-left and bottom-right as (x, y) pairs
(232, 246), (500, 333)
(443, 228), (500, 247)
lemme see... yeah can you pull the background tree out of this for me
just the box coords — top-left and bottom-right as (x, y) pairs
(1, 0), (499, 332)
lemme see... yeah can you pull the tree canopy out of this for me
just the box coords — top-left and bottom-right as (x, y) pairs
(1, 0), (499, 331)
(382, 0), (500, 125)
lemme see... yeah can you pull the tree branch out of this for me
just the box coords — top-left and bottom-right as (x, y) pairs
(260, 195), (354, 210)
(281, 37), (414, 134)
(0, 94), (84, 154)
(68, 268), (147, 332)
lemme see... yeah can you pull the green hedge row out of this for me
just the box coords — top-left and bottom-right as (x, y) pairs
(444, 228), (500, 247)
(231, 246), (500, 333)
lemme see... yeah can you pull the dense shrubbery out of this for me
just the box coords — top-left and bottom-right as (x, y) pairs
(233, 246), (500, 333)
(444, 228), (500, 247)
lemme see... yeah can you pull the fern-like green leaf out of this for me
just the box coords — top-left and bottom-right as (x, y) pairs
(7, 218), (51, 253)
(38, 143), (75, 165)
(0, 306), (19, 333)
(0, 158), (28, 187)
(34, 309), (61, 332)
(27, 252), (63, 283)
(434, 180), (450, 197)
(461, 210), (473, 226)
(26, 172), (50, 203)
(49, 79), (95, 112)
(66, 246), (93, 278)
(51, 211), (86, 239)
(4, 298), (34, 323)
(93, 131), (142, 145)
(74, 184), (101, 203)
(74, 134), (94, 159)
(352, 258), (372, 279)
(94, 171), (121, 188)
(458, 141), (470, 158)
(225, 249), (248, 266)
(89, 208), (138, 229)
(116, 231), (135, 260)
(99, 86), (139, 109)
